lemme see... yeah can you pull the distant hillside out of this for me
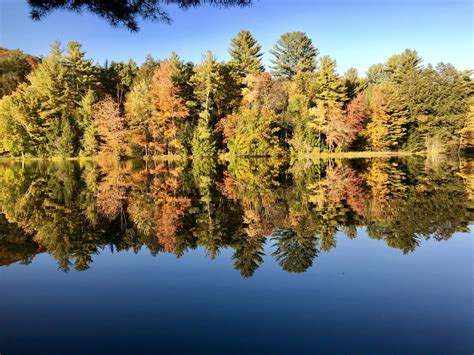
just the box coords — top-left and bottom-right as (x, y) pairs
(0, 47), (41, 98)
(0, 47), (40, 67)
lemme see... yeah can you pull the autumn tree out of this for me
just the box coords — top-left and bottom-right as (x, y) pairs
(228, 108), (282, 157)
(0, 39), (471, 158)
(227, 72), (286, 156)
(241, 72), (287, 112)
(93, 96), (127, 158)
(460, 102), (474, 151)
(345, 91), (369, 148)
(150, 60), (189, 155)
(214, 113), (238, 144)
(0, 90), (33, 156)
(318, 103), (350, 152)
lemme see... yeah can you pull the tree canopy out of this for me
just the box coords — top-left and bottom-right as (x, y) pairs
(28, 0), (253, 31)
(0, 31), (472, 158)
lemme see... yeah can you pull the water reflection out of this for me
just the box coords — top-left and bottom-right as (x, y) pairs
(0, 156), (472, 276)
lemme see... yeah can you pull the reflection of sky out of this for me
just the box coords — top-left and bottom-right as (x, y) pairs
(1, 0), (472, 74)
(1, 228), (472, 354)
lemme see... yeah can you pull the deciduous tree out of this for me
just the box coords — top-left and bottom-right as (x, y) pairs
(150, 60), (189, 155)
(93, 96), (127, 158)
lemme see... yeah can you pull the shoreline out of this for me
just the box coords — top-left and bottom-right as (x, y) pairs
(0, 150), (472, 162)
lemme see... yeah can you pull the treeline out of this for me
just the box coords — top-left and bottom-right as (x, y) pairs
(0, 31), (473, 158)
(0, 157), (471, 274)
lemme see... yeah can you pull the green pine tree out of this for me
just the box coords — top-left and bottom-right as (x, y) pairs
(270, 32), (318, 79)
(192, 110), (216, 157)
(228, 30), (264, 80)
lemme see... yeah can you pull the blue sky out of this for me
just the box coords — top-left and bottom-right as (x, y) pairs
(1, 0), (472, 74)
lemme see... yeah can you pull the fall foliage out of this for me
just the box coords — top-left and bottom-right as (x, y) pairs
(150, 60), (189, 155)
(0, 35), (471, 158)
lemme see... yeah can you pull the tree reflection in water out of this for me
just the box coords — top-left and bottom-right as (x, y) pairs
(0, 156), (471, 276)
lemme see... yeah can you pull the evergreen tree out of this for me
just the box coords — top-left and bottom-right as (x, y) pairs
(367, 82), (409, 150)
(308, 56), (348, 151)
(82, 122), (98, 157)
(270, 32), (318, 79)
(232, 236), (265, 277)
(314, 56), (347, 106)
(103, 59), (138, 106)
(77, 90), (98, 156)
(366, 63), (387, 85)
(343, 67), (367, 99)
(125, 79), (154, 156)
(133, 54), (158, 86)
(169, 53), (196, 154)
(228, 30), (264, 80)
(190, 52), (227, 156)
(56, 113), (75, 157)
(460, 100), (474, 152)
(168, 53), (195, 103)
(64, 41), (98, 108)
(385, 49), (422, 84)
(27, 42), (69, 155)
(191, 51), (224, 113)
(192, 110), (216, 157)
(271, 229), (317, 273)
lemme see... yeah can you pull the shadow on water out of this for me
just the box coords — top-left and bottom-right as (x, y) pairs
(0, 155), (472, 276)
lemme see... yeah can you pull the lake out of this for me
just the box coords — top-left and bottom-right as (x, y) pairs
(0, 156), (472, 354)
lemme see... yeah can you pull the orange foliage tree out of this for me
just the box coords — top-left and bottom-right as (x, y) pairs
(150, 163), (191, 252)
(215, 113), (238, 144)
(150, 60), (189, 155)
(345, 91), (369, 146)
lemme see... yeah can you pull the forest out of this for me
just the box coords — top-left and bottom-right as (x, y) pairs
(0, 30), (473, 159)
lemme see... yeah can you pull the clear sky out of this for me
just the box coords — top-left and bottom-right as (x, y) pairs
(1, 0), (472, 74)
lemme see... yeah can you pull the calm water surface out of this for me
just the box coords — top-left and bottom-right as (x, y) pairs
(0, 157), (472, 354)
